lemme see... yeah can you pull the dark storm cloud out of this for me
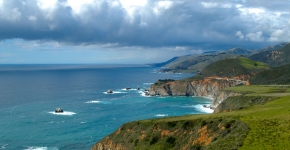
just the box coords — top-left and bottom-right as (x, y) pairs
(0, 0), (289, 50)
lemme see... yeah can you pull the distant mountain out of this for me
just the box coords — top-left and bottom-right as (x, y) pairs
(147, 57), (178, 67)
(227, 47), (253, 55)
(249, 43), (290, 67)
(154, 42), (288, 73)
(256, 42), (289, 52)
(250, 63), (290, 85)
(158, 52), (252, 73)
(189, 57), (269, 80)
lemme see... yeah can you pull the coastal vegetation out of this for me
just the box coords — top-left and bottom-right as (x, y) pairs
(250, 63), (290, 85)
(183, 57), (269, 81)
(151, 42), (288, 73)
(92, 86), (290, 150)
(250, 43), (290, 67)
(92, 42), (290, 149)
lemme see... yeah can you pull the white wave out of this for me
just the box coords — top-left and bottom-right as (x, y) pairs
(122, 88), (138, 91)
(24, 146), (58, 150)
(85, 100), (101, 103)
(193, 104), (214, 113)
(143, 83), (153, 85)
(192, 96), (214, 100)
(1, 144), (8, 149)
(85, 100), (111, 104)
(48, 111), (76, 116)
(80, 122), (87, 124)
(140, 91), (150, 97)
(155, 114), (168, 117)
(103, 91), (127, 94)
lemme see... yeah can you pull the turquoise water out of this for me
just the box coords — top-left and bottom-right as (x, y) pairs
(0, 65), (213, 150)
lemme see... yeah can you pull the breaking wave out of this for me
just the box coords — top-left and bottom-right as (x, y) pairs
(48, 111), (76, 116)
(24, 146), (58, 150)
(155, 114), (168, 117)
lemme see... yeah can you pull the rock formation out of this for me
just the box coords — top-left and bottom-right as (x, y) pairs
(148, 77), (244, 108)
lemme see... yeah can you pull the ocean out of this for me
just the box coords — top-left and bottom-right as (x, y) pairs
(0, 64), (213, 150)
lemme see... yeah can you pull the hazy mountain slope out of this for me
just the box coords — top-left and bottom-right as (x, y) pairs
(156, 42), (287, 73)
(188, 57), (269, 80)
(256, 42), (289, 52)
(147, 57), (178, 67)
(249, 43), (290, 67)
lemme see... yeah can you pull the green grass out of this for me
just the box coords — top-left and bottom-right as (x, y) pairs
(94, 86), (290, 149)
(224, 85), (290, 96)
(148, 85), (290, 149)
(250, 63), (290, 85)
(238, 57), (269, 70)
(240, 96), (290, 149)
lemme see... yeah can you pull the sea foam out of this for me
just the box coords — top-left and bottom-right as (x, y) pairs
(139, 91), (150, 97)
(103, 91), (126, 94)
(24, 146), (58, 150)
(48, 111), (76, 116)
(155, 114), (168, 117)
(85, 100), (111, 104)
(143, 83), (153, 85)
(1, 144), (8, 149)
(193, 104), (214, 113)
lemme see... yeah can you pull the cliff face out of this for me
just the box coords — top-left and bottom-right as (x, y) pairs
(211, 90), (241, 108)
(148, 78), (243, 108)
(91, 118), (249, 150)
(91, 137), (126, 150)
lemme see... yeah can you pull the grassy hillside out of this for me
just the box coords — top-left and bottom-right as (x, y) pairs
(250, 63), (290, 85)
(250, 43), (290, 67)
(95, 117), (249, 150)
(156, 43), (286, 73)
(93, 86), (290, 150)
(160, 53), (243, 73)
(186, 57), (269, 80)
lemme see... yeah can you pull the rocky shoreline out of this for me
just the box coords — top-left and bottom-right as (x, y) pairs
(146, 77), (245, 110)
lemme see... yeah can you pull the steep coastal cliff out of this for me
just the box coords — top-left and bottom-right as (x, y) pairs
(148, 78), (244, 97)
(92, 117), (249, 150)
(148, 78), (244, 108)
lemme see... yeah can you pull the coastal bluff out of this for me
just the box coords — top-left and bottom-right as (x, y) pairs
(148, 78), (244, 108)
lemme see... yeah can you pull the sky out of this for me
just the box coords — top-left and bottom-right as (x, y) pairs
(0, 0), (290, 64)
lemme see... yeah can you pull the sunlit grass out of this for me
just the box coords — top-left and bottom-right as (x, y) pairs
(144, 85), (290, 149)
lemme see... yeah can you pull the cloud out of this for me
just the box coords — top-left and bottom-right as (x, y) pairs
(246, 31), (264, 42)
(236, 31), (244, 39)
(0, 0), (289, 51)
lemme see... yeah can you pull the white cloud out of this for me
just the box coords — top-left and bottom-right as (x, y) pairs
(201, 2), (232, 9)
(65, 0), (95, 14)
(118, 0), (147, 23)
(119, 0), (147, 8)
(157, 1), (173, 9)
(201, 2), (218, 8)
(12, 8), (22, 20)
(28, 15), (37, 21)
(153, 1), (173, 15)
(246, 31), (264, 42)
(268, 29), (290, 42)
(36, 0), (57, 11)
(36, 0), (58, 20)
(236, 31), (244, 39)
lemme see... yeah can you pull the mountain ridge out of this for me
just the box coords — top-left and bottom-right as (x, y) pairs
(153, 42), (287, 73)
